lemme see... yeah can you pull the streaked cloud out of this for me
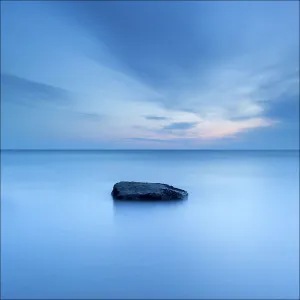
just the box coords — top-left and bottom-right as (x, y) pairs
(144, 115), (170, 121)
(1, 1), (298, 149)
(1, 73), (71, 107)
(163, 122), (198, 131)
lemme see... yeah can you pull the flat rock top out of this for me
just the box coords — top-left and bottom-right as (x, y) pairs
(112, 181), (188, 201)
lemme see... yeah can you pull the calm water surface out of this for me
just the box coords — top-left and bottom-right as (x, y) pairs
(1, 151), (299, 299)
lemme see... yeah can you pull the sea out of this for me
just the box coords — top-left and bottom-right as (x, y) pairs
(1, 150), (299, 299)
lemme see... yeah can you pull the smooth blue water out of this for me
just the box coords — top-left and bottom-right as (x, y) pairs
(1, 150), (299, 299)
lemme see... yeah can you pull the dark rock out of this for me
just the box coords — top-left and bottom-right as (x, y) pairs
(111, 181), (188, 201)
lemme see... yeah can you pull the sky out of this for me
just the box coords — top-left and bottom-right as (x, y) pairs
(1, 0), (299, 150)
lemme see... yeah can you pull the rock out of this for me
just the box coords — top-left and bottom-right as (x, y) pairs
(111, 181), (188, 201)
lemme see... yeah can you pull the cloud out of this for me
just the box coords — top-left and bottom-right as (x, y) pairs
(1, 1), (298, 149)
(193, 118), (274, 140)
(57, 0), (298, 140)
(1, 73), (71, 107)
(133, 116), (274, 142)
(265, 95), (299, 123)
(74, 112), (104, 121)
(144, 115), (169, 121)
(57, 1), (299, 92)
(57, 1), (215, 89)
(163, 122), (198, 130)
(1, 72), (107, 149)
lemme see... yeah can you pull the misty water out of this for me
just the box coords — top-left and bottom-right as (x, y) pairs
(1, 150), (299, 299)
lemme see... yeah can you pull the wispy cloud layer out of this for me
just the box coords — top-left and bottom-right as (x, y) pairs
(163, 122), (198, 131)
(144, 116), (170, 121)
(1, 1), (299, 149)
(1, 73), (71, 107)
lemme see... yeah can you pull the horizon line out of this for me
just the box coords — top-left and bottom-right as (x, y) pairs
(1, 149), (299, 152)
